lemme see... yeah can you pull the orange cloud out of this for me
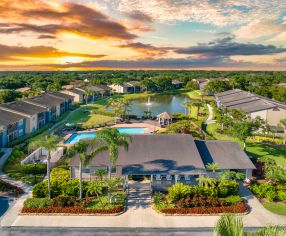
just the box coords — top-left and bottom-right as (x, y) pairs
(0, 44), (105, 61)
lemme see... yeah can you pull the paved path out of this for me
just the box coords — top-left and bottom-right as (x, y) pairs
(2, 180), (285, 228)
(204, 104), (215, 125)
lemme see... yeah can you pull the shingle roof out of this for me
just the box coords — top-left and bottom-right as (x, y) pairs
(48, 92), (74, 100)
(0, 109), (26, 126)
(215, 89), (242, 98)
(172, 79), (183, 84)
(24, 93), (64, 107)
(195, 140), (255, 170)
(127, 81), (141, 87)
(227, 99), (276, 112)
(69, 134), (206, 175)
(0, 100), (47, 116)
(157, 112), (173, 119)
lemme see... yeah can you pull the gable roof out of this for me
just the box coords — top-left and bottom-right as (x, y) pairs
(0, 100), (47, 116)
(195, 140), (255, 170)
(227, 99), (276, 113)
(157, 112), (173, 119)
(69, 134), (206, 175)
(0, 109), (26, 126)
(48, 92), (74, 100)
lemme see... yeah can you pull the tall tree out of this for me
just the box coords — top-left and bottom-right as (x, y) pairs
(72, 141), (92, 199)
(90, 128), (132, 179)
(29, 135), (61, 198)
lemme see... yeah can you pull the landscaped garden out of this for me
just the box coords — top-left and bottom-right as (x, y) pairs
(22, 166), (126, 215)
(152, 176), (248, 215)
(3, 147), (47, 185)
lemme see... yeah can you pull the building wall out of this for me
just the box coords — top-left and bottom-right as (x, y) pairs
(61, 91), (82, 103)
(0, 126), (8, 147)
(109, 85), (124, 93)
(250, 110), (268, 120)
(266, 107), (286, 126)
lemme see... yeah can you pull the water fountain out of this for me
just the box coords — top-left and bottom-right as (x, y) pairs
(146, 96), (152, 106)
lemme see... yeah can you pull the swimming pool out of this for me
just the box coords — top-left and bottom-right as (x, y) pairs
(65, 127), (149, 144)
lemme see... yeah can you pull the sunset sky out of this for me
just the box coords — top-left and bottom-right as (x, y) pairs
(0, 0), (286, 70)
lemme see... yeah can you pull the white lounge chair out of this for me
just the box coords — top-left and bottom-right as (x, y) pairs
(175, 175), (181, 182)
(155, 174), (161, 181)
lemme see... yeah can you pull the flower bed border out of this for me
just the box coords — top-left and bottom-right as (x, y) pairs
(156, 201), (249, 216)
(20, 205), (125, 216)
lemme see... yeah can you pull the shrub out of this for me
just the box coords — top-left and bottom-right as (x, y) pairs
(153, 192), (165, 205)
(61, 179), (81, 197)
(20, 164), (46, 175)
(50, 166), (70, 182)
(161, 202), (247, 214)
(218, 179), (239, 197)
(223, 195), (242, 206)
(278, 191), (286, 203)
(176, 195), (225, 208)
(21, 205), (124, 214)
(32, 181), (48, 198)
(52, 195), (80, 207)
(250, 183), (277, 200)
(24, 198), (52, 208)
(167, 183), (193, 203)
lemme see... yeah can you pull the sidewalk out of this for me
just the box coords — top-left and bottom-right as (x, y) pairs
(2, 183), (286, 228)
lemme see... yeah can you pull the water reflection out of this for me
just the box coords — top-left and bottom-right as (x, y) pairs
(129, 94), (190, 117)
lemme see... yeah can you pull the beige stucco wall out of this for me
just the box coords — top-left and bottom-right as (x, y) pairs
(109, 85), (124, 93)
(25, 115), (38, 133)
(250, 110), (268, 120)
(266, 107), (286, 126)
(61, 90), (82, 103)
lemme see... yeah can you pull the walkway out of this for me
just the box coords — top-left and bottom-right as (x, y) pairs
(204, 104), (214, 124)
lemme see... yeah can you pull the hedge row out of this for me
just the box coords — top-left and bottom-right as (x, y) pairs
(21, 205), (124, 214)
(160, 202), (247, 215)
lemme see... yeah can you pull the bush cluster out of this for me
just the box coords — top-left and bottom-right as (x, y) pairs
(176, 195), (225, 208)
(21, 205), (124, 214)
(250, 183), (286, 202)
(161, 202), (247, 215)
(24, 198), (52, 208)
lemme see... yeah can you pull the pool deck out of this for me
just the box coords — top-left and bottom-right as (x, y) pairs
(62, 121), (163, 146)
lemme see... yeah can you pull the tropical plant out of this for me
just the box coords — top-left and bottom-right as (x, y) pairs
(90, 128), (132, 179)
(86, 181), (103, 199)
(220, 171), (245, 181)
(29, 135), (61, 198)
(167, 183), (193, 203)
(94, 169), (108, 180)
(215, 215), (244, 236)
(196, 176), (217, 188)
(206, 162), (220, 175)
(85, 89), (94, 104)
(106, 98), (131, 119)
(105, 177), (123, 203)
(72, 141), (92, 199)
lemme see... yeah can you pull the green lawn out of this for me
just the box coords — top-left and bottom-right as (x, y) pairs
(262, 200), (286, 215)
(186, 90), (213, 101)
(206, 123), (286, 167)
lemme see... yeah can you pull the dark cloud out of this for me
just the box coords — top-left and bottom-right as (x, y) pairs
(126, 11), (153, 22)
(0, 44), (106, 61)
(176, 37), (286, 56)
(118, 42), (176, 56)
(37, 34), (57, 39)
(0, 2), (137, 40)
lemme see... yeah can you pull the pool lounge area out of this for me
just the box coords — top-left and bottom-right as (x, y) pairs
(65, 127), (151, 144)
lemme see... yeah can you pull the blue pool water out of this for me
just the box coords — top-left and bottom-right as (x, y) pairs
(65, 127), (148, 144)
(0, 197), (9, 217)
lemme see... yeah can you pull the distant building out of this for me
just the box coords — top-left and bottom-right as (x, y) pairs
(15, 87), (31, 93)
(109, 81), (141, 93)
(61, 88), (86, 103)
(172, 80), (184, 89)
(192, 78), (229, 90)
(215, 89), (286, 127)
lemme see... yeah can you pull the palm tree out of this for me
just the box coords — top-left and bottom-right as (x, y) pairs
(90, 128), (132, 179)
(29, 135), (61, 198)
(192, 99), (204, 120)
(85, 90), (94, 104)
(279, 118), (286, 144)
(215, 215), (244, 236)
(73, 141), (92, 199)
(94, 169), (108, 181)
(206, 162), (220, 177)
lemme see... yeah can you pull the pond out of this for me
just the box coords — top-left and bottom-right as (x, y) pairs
(128, 94), (190, 117)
